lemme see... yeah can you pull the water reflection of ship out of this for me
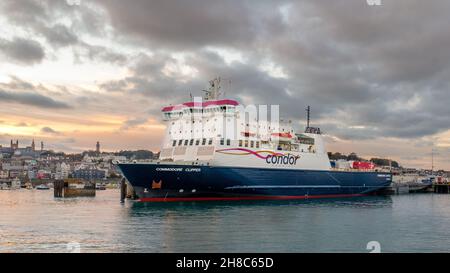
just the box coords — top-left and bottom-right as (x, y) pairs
(130, 195), (393, 211)
(128, 196), (393, 251)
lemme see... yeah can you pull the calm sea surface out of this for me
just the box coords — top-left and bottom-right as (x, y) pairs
(1, 189), (450, 253)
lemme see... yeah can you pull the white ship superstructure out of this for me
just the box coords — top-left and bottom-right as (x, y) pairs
(159, 78), (331, 170)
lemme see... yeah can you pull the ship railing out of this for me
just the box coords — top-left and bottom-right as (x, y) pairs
(112, 159), (156, 164)
(331, 168), (388, 173)
(113, 159), (212, 166)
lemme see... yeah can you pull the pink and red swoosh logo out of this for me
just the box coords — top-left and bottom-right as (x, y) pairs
(216, 148), (286, 160)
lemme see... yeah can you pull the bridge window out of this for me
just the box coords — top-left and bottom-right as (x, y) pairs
(172, 140), (176, 147)
(244, 140), (249, 147)
(184, 140), (189, 146)
(256, 141), (260, 148)
(239, 140), (243, 147)
(195, 139), (200, 146)
(189, 139), (194, 146)
(208, 139), (213, 145)
(297, 134), (315, 145)
(220, 138), (225, 145)
(250, 141), (254, 148)
(202, 138), (206, 145)
(226, 139), (231, 146)
(178, 140), (183, 146)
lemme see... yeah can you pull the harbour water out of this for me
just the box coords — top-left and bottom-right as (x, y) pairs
(1, 190), (450, 253)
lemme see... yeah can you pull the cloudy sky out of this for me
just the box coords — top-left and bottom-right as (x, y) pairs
(1, 0), (450, 169)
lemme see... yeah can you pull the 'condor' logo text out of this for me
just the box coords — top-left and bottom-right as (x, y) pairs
(266, 154), (300, 165)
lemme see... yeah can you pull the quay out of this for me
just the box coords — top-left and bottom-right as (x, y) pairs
(120, 178), (137, 202)
(433, 182), (450, 194)
(380, 176), (450, 195)
(378, 174), (450, 195)
(54, 178), (96, 198)
(379, 182), (432, 195)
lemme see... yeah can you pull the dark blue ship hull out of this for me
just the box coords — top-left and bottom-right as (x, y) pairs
(117, 163), (392, 202)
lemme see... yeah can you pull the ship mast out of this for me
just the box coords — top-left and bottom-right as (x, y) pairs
(203, 77), (222, 101)
(306, 106), (311, 129)
(305, 106), (321, 134)
(431, 147), (434, 175)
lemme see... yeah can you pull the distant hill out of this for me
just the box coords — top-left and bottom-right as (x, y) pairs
(370, 158), (399, 168)
(67, 150), (158, 160)
(114, 150), (156, 160)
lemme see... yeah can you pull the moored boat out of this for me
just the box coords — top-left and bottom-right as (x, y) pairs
(35, 184), (50, 190)
(117, 78), (392, 202)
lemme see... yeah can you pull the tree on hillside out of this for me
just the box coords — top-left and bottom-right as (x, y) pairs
(370, 158), (399, 168)
(114, 150), (155, 160)
(328, 152), (348, 160)
(347, 152), (362, 161)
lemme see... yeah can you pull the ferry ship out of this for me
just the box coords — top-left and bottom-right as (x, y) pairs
(117, 78), (392, 202)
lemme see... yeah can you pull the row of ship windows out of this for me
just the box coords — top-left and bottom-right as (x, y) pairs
(165, 106), (235, 118)
(171, 120), (293, 132)
(172, 139), (214, 147)
(171, 138), (260, 148)
(236, 139), (260, 148)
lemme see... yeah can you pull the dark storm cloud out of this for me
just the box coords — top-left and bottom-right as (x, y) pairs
(295, 0), (450, 84)
(96, 0), (285, 50)
(253, 0), (450, 139)
(0, 0), (127, 65)
(184, 50), (291, 106)
(0, 77), (70, 109)
(0, 0), (46, 25)
(319, 123), (381, 141)
(99, 79), (128, 92)
(100, 53), (206, 104)
(0, 37), (45, 64)
(15, 122), (30, 127)
(80, 43), (127, 64)
(0, 89), (70, 109)
(2, 0), (450, 142)
(40, 24), (78, 47)
(94, 0), (450, 140)
(41, 127), (61, 135)
(120, 117), (149, 130)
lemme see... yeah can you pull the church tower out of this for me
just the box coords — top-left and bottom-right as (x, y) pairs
(10, 139), (19, 150)
(31, 139), (35, 151)
(96, 141), (100, 155)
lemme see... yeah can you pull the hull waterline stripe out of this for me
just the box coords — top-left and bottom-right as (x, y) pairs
(224, 185), (341, 189)
(139, 193), (366, 202)
(224, 185), (388, 189)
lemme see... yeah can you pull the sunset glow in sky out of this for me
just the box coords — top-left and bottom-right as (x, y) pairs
(1, 0), (450, 170)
